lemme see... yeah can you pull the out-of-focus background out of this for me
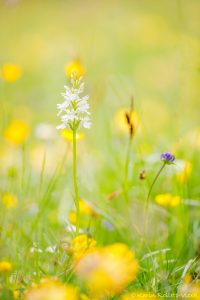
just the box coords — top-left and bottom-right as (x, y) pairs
(0, 1), (200, 296)
(1, 0), (200, 216)
(1, 0), (200, 186)
(1, 0), (200, 131)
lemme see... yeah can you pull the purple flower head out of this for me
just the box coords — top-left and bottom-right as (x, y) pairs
(160, 152), (175, 164)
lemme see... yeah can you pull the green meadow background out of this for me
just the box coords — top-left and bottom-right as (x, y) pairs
(0, 0), (200, 298)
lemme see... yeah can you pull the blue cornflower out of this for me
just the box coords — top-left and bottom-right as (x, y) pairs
(160, 152), (175, 164)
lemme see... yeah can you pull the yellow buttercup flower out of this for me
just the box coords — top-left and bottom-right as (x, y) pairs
(176, 161), (192, 183)
(121, 291), (159, 299)
(80, 294), (98, 300)
(60, 129), (84, 142)
(155, 193), (181, 207)
(23, 278), (79, 300)
(68, 199), (96, 225)
(79, 200), (95, 216)
(4, 120), (29, 145)
(0, 64), (22, 82)
(13, 290), (20, 299)
(70, 234), (97, 262)
(0, 260), (12, 273)
(76, 243), (139, 297)
(183, 274), (192, 284)
(80, 294), (90, 300)
(1, 192), (17, 208)
(188, 284), (200, 300)
(115, 108), (139, 135)
(68, 211), (77, 225)
(187, 128), (200, 149)
(179, 282), (200, 299)
(64, 59), (85, 78)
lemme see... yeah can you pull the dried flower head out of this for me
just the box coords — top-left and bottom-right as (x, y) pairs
(115, 108), (139, 137)
(139, 170), (146, 180)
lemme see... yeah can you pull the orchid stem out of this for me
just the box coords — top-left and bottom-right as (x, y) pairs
(73, 129), (80, 236)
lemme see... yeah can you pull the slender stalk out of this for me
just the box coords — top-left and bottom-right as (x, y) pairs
(146, 162), (166, 206)
(21, 144), (26, 191)
(123, 137), (132, 202)
(72, 129), (80, 236)
(144, 162), (166, 232)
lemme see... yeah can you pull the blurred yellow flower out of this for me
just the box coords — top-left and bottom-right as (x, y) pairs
(60, 129), (84, 142)
(179, 282), (200, 299)
(76, 243), (139, 297)
(68, 199), (97, 225)
(13, 290), (20, 299)
(1, 192), (17, 208)
(115, 108), (139, 135)
(65, 59), (85, 78)
(80, 294), (90, 300)
(4, 120), (29, 145)
(68, 211), (77, 225)
(80, 294), (97, 300)
(71, 234), (97, 262)
(23, 278), (79, 300)
(0, 260), (12, 273)
(0, 64), (22, 82)
(176, 161), (192, 183)
(155, 193), (181, 207)
(121, 291), (159, 299)
(79, 200), (95, 216)
(183, 274), (192, 284)
(187, 128), (200, 149)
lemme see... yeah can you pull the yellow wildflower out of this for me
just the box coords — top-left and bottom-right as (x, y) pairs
(187, 128), (200, 149)
(176, 161), (192, 183)
(4, 120), (29, 145)
(121, 291), (159, 299)
(68, 211), (77, 225)
(189, 284), (200, 300)
(60, 129), (84, 141)
(80, 294), (97, 300)
(0, 64), (22, 82)
(76, 243), (139, 297)
(80, 294), (90, 300)
(0, 260), (12, 273)
(183, 274), (192, 284)
(155, 193), (181, 207)
(68, 199), (97, 226)
(115, 108), (139, 135)
(23, 278), (79, 300)
(13, 290), (20, 299)
(179, 282), (200, 299)
(79, 200), (95, 216)
(71, 234), (97, 262)
(64, 59), (85, 78)
(1, 192), (17, 208)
